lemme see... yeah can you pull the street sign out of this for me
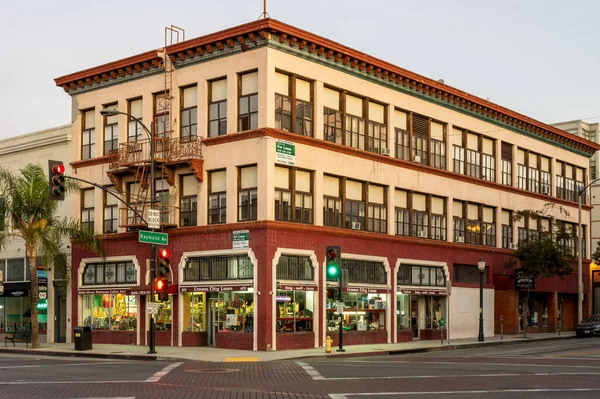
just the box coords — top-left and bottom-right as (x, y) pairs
(336, 302), (344, 314)
(147, 209), (160, 229)
(38, 292), (47, 299)
(275, 139), (295, 166)
(146, 302), (159, 314)
(139, 230), (168, 245)
(232, 230), (249, 249)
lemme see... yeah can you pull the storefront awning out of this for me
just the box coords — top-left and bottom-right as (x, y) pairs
(78, 284), (178, 295)
(343, 286), (389, 294)
(1, 282), (30, 297)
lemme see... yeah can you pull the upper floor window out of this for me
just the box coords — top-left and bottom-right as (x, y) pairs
(501, 142), (512, 186)
(180, 175), (198, 227)
(208, 170), (227, 224)
(83, 261), (137, 285)
(395, 190), (446, 241)
(180, 86), (197, 142)
(516, 215), (546, 244)
(274, 72), (313, 136)
(209, 78), (227, 137)
(398, 264), (446, 287)
(81, 109), (95, 160)
(103, 104), (118, 156)
(453, 201), (495, 247)
(154, 91), (170, 150)
(452, 129), (495, 181)
(238, 165), (257, 221)
(238, 72), (258, 132)
(323, 175), (386, 232)
(103, 188), (118, 234)
(517, 149), (551, 195)
(184, 255), (253, 282)
(274, 166), (313, 224)
(127, 98), (143, 142)
(394, 110), (445, 170)
(323, 88), (387, 154)
(556, 161), (585, 203)
(501, 209), (513, 249)
(81, 188), (95, 231)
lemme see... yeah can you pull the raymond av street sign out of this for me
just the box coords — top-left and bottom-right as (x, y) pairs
(139, 230), (168, 245)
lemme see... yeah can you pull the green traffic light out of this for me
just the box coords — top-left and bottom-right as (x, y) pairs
(327, 264), (339, 278)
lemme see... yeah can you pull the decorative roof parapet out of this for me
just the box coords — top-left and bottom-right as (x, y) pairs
(54, 18), (600, 157)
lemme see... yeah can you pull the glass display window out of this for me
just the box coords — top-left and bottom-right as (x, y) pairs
(276, 290), (314, 332)
(396, 293), (410, 330)
(424, 296), (446, 329)
(156, 296), (172, 331)
(183, 292), (206, 332)
(212, 291), (254, 332)
(81, 294), (137, 331)
(326, 292), (386, 331)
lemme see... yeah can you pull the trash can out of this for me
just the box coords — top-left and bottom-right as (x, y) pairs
(74, 326), (92, 351)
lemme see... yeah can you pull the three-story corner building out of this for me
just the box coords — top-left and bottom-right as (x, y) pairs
(0, 125), (74, 344)
(55, 19), (600, 351)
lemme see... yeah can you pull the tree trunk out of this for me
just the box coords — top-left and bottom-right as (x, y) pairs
(27, 246), (40, 349)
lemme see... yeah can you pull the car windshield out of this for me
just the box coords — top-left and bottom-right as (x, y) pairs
(583, 315), (600, 322)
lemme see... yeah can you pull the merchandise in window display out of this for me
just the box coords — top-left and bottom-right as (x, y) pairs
(216, 293), (254, 332)
(326, 292), (386, 331)
(82, 294), (137, 331)
(155, 298), (172, 331)
(185, 293), (205, 332)
(276, 290), (314, 332)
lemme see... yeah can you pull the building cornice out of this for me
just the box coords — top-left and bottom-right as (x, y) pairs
(0, 129), (72, 156)
(54, 19), (600, 157)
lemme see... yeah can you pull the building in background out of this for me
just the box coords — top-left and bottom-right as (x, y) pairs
(0, 125), (73, 343)
(54, 19), (600, 350)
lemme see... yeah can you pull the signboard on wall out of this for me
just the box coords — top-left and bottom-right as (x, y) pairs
(515, 270), (536, 290)
(275, 140), (295, 166)
(232, 230), (249, 249)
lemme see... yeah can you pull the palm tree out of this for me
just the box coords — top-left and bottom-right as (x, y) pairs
(0, 164), (104, 348)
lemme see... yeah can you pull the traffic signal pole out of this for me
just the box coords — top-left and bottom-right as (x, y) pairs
(337, 270), (344, 352)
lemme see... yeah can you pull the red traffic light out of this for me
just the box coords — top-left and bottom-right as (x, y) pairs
(52, 164), (65, 174)
(158, 248), (171, 258)
(155, 278), (166, 291)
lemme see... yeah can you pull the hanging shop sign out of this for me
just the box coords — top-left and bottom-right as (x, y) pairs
(180, 284), (250, 293)
(37, 269), (48, 300)
(278, 284), (317, 291)
(515, 270), (536, 290)
(232, 230), (249, 249)
(343, 287), (389, 294)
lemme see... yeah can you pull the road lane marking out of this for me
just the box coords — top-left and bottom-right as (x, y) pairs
(315, 359), (600, 369)
(145, 362), (183, 382)
(305, 371), (600, 381)
(0, 380), (142, 385)
(0, 361), (130, 369)
(296, 361), (326, 380)
(329, 388), (600, 398)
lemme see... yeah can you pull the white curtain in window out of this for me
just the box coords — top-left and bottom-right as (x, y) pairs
(105, 189), (118, 206)
(345, 180), (362, 201)
(517, 149), (525, 164)
(516, 217), (525, 228)
(412, 193), (426, 212)
(395, 190), (407, 208)
(274, 72), (289, 96)
(296, 79), (311, 102)
(182, 175), (197, 196)
(565, 164), (573, 177)
(84, 109), (95, 129)
(182, 86), (198, 108)
(130, 99), (142, 118)
(296, 170), (311, 192)
(323, 88), (340, 110)
(323, 175), (340, 197)
(482, 138), (493, 155)
(211, 79), (227, 101)
(346, 95), (363, 117)
(104, 105), (118, 124)
(541, 157), (550, 172)
(431, 122), (444, 141)
(210, 170), (226, 192)
(468, 204), (478, 220)
(577, 168), (584, 181)
(431, 197), (444, 214)
(274, 166), (290, 189)
(368, 185), (384, 204)
(451, 128), (463, 146)
(368, 102), (384, 123)
(529, 153), (537, 167)
(501, 210), (511, 225)
(467, 133), (478, 150)
(394, 110), (407, 130)
(84, 189), (95, 207)
(483, 207), (494, 223)
(240, 166), (257, 189)
(453, 201), (464, 217)
(241, 72), (258, 95)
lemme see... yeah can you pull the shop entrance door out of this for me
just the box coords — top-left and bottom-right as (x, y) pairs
(208, 297), (219, 347)
(410, 299), (419, 338)
(54, 294), (67, 343)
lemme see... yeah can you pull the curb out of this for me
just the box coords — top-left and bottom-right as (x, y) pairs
(0, 347), (158, 361)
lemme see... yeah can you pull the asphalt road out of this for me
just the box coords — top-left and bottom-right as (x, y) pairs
(1, 338), (600, 398)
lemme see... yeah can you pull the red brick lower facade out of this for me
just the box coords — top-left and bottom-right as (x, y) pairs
(216, 331), (253, 350)
(276, 332), (315, 350)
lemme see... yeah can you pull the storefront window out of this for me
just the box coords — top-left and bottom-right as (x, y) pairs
(326, 292), (386, 331)
(396, 293), (410, 330)
(213, 292), (254, 332)
(0, 297), (5, 332)
(3, 296), (30, 332)
(156, 296), (172, 331)
(81, 294), (137, 330)
(424, 296), (446, 329)
(183, 292), (206, 332)
(276, 290), (313, 332)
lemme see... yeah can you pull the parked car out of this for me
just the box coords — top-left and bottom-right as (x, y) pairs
(576, 315), (600, 337)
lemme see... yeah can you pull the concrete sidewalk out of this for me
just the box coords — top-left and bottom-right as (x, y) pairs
(0, 332), (576, 362)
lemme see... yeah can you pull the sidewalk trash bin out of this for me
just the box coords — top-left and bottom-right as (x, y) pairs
(74, 326), (92, 351)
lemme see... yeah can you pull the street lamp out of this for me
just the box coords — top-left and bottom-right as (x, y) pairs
(100, 108), (157, 354)
(477, 257), (485, 342)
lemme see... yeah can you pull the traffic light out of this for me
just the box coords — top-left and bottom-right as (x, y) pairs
(326, 246), (341, 279)
(157, 248), (171, 278)
(155, 278), (169, 302)
(48, 160), (66, 201)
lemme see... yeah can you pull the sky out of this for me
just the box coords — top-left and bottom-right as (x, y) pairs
(1, 0), (599, 140)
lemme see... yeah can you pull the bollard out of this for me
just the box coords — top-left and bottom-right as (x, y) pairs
(500, 315), (504, 340)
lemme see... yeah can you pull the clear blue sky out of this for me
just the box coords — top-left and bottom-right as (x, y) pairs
(1, 0), (599, 139)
